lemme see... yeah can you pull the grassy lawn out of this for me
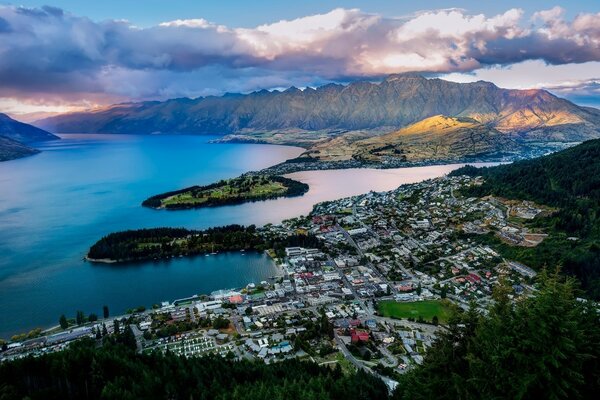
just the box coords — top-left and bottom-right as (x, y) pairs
(377, 300), (453, 324)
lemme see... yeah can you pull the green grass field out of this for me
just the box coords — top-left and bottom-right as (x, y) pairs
(377, 300), (453, 324)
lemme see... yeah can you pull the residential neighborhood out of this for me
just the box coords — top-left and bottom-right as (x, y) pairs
(0, 174), (555, 387)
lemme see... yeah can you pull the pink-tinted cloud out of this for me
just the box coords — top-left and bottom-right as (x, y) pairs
(0, 5), (599, 109)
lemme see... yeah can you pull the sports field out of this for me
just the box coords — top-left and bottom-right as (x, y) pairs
(377, 300), (452, 324)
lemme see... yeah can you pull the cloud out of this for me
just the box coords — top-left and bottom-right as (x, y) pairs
(0, 5), (599, 108)
(440, 60), (600, 107)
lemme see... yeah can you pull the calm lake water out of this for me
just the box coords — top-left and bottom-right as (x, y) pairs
(0, 134), (491, 338)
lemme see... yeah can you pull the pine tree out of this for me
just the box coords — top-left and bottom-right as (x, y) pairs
(59, 314), (68, 329)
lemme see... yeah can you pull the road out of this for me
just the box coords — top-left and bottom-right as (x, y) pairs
(334, 332), (398, 392)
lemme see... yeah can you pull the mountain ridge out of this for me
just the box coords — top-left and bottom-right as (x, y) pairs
(0, 113), (59, 143)
(37, 75), (600, 140)
(0, 113), (59, 161)
(35, 75), (600, 163)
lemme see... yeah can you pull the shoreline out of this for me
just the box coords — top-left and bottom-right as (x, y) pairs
(5, 249), (281, 341)
(4, 134), (568, 339)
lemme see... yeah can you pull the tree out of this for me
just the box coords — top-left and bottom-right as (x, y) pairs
(88, 313), (98, 322)
(212, 317), (230, 330)
(440, 285), (447, 299)
(113, 319), (120, 335)
(102, 323), (108, 337)
(245, 306), (253, 316)
(431, 315), (439, 326)
(394, 270), (600, 400)
(59, 314), (68, 329)
(75, 310), (85, 326)
(416, 282), (422, 296)
(103, 305), (109, 319)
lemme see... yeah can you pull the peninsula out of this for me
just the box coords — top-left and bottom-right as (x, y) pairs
(87, 225), (264, 263)
(142, 174), (308, 209)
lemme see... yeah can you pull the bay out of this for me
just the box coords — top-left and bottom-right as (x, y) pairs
(0, 134), (493, 338)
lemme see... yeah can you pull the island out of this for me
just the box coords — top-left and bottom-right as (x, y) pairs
(142, 174), (309, 209)
(87, 225), (265, 263)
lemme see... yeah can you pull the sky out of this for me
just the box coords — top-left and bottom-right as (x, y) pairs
(0, 1), (599, 117)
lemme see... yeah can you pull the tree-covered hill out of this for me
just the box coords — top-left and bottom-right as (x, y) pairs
(451, 139), (600, 298)
(394, 271), (600, 400)
(0, 338), (389, 400)
(87, 225), (264, 263)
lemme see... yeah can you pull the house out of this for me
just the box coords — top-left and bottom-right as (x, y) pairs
(216, 333), (229, 343)
(351, 329), (369, 343)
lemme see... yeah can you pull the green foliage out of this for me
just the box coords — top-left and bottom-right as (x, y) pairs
(142, 174), (309, 209)
(76, 310), (85, 326)
(0, 340), (389, 400)
(212, 316), (230, 330)
(452, 139), (600, 299)
(265, 233), (323, 259)
(59, 314), (68, 329)
(88, 225), (263, 262)
(394, 271), (600, 400)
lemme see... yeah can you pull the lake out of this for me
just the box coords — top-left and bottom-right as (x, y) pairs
(0, 134), (491, 338)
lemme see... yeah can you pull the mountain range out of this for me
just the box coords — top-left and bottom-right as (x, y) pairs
(36, 74), (600, 162)
(0, 113), (59, 161)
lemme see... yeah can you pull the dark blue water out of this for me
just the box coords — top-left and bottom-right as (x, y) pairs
(0, 134), (484, 339)
(0, 134), (302, 339)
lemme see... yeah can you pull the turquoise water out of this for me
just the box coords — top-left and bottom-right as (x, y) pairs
(0, 134), (485, 338)
(0, 134), (301, 339)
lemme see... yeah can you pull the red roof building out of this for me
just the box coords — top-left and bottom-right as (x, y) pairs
(351, 329), (370, 343)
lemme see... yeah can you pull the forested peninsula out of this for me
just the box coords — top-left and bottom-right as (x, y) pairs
(87, 224), (321, 263)
(87, 225), (264, 263)
(142, 174), (308, 210)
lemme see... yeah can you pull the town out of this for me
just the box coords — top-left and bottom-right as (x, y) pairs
(0, 174), (552, 389)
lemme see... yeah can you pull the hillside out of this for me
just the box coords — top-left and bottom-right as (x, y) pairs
(451, 139), (600, 298)
(0, 113), (59, 143)
(37, 75), (600, 148)
(0, 136), (39, 161)
(0, 114), (59, 161)
(0, 338), (388, 399)
(305, 115), (518, 162)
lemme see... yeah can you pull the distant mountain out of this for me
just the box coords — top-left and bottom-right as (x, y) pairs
(37, 74), (600, 142)
(36, 75), (600, 162)
(305, 115), (518, 162)
(0, 113), (59, 143)
(0, 113), (59, 161)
